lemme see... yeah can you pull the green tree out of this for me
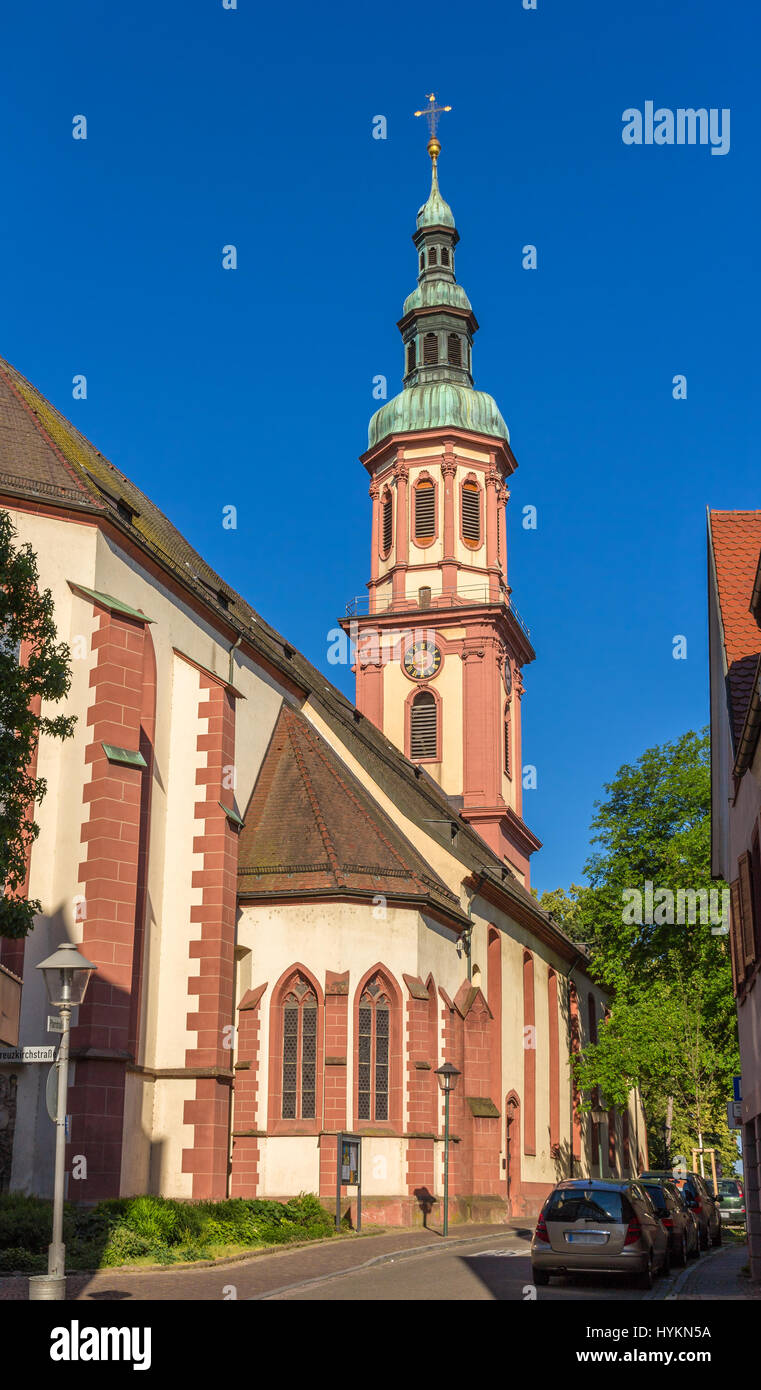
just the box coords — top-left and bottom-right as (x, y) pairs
(0, 509), (75, 937)
(547, 730), (739, 1173)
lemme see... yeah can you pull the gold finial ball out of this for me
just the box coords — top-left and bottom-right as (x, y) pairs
(427, 136), (441, 162)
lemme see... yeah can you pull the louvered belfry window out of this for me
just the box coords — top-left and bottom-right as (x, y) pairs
(382, 493), (393, 553)
(358, 978), (390, 1121)
(411, 690), (437, 760)
(419, 252), (425, 272)
(414, 480), (435, 540)
(406, 339), (417, 374)
(504, 707), (511, 777)
(423, 332), (438, 365)
(282, 979), (317, 1119)
(441, 246), (450, 266)
(428, 246), (438, 267)
(462, 481), (481, 544)
(447, 333), (462, 366)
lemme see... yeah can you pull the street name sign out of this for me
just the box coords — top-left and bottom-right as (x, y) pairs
(0, 1046), (56, 1063)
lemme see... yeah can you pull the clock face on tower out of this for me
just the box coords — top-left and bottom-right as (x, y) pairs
(403, 639), (442, 681)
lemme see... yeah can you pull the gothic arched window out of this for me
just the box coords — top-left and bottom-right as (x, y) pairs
(423, 332), (438, 365)
(281, 979), (317, 1119)
(410, 689), (437, 760)
(447, 333), (461, 366)
(357, 977), (391, 1120)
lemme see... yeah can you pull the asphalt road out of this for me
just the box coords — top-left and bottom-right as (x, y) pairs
(260, 1229), (667, 1301)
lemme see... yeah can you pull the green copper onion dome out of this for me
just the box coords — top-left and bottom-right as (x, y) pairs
(416, 161), (455, 229)
(368, 137), (509, 450)
(369, 383), (509, 449)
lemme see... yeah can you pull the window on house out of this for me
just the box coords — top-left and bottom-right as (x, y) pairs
(414, 480), (435, 539)
(358, 978), (390, 1120)
(382, 493), (393, 554)
(447, 334), (461, 366)
(411, 690), (437, 759)
(282, 981), (317, 1119)
(423, 332), (438, 365)
(462, 481), (481, 544)
(406, 339), (416, 375)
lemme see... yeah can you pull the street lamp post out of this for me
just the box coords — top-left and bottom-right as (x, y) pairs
(30, 942), (96, 1301)
(435, 1062), (461, 1237)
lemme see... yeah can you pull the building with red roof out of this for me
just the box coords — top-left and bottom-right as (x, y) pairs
(708, 508), (761, 1277)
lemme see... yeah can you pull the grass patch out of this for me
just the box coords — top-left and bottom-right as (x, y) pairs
(0, 1192), (340, 1271)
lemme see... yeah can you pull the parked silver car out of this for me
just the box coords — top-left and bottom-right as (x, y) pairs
(531, 1179), (670, 1289)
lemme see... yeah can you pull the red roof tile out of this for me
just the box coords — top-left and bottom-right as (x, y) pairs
(709, 510), (761, 745)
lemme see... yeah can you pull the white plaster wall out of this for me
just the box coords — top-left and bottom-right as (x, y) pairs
(261, 1137), (319, 1197)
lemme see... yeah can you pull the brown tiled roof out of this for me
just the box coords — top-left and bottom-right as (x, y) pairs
(237, 704), (468, 925)
(708, 510), (761, 747)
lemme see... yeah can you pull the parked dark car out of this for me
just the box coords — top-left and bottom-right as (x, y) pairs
(639, 1178), (699, 1265)
(640, 1170), (721, 1249)
(716, 1178), (746, 1225)
(531, 1179), (669, 1289)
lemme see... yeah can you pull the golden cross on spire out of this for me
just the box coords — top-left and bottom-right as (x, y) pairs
(414, 93), (452, 163)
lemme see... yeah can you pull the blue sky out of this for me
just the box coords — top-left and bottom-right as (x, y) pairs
(1, 1), (758, 893)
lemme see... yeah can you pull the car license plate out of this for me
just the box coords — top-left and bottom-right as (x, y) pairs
(565, 1231), (609, 1244)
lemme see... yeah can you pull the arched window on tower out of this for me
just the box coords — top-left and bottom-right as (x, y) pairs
(419, 251), (425, 273)
(423, 332), (439, 365)
(357, 977), (391, 1120)
(441, 246), (450, 267)
(428, 246), (438, 267)
(281, 980), (317, 1119)
(406, 339), (417, 375)
(381, 490), (393, 556)
(461, 479), (481, 546)
(410, 690), (437, 760)
(504, 702), (512, 778)
(447, 333), (462, 366)
(413, 478), (435, 541)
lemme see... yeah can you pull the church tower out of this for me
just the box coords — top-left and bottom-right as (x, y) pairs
(346, 102), (540, 884)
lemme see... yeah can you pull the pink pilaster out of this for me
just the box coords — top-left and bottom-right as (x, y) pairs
(441, 443), (457, 593)
(392, 454), (409, 603)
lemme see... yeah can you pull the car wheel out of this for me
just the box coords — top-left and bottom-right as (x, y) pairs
(637, 1252), (654, 1290)
(532, 1267), (550, 1286)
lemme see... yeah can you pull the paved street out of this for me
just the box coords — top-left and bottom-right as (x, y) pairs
(1, 1224), (755, 1302)
(261, 1229), (666, 1302)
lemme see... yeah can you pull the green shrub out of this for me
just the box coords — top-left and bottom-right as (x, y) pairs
(0, 1191), (335, 1269)
(0, 1245), (47, 1272)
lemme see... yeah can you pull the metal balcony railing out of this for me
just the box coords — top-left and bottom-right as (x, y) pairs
(344, 583), (530, 638)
